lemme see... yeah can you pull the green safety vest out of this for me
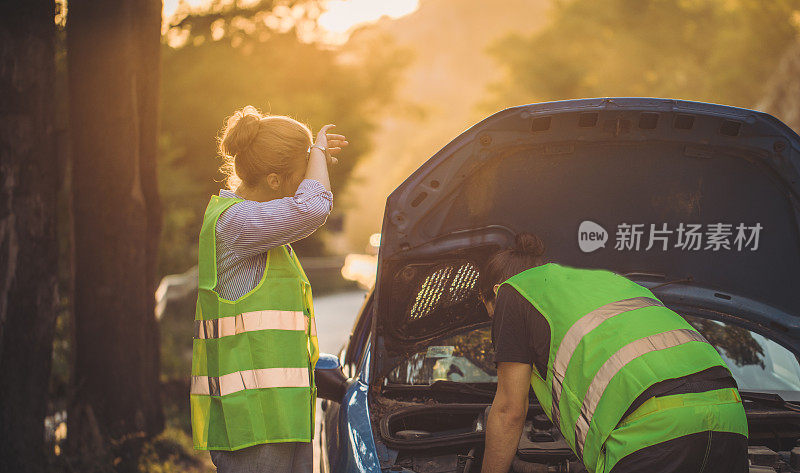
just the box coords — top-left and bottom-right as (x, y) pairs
(501, 263), (748, 473)
(190, 195), (320, 451)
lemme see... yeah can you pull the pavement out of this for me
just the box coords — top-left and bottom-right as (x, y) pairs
(314, 289), (369, 355)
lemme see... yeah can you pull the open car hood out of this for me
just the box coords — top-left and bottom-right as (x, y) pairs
(372, 98), (800, 379)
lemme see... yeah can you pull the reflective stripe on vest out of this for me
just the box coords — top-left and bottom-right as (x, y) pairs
(195, 310), (307, 339)
(550, 297), (664, 426)
(191, 367), (310, 396)
(573, 328), (708, 456)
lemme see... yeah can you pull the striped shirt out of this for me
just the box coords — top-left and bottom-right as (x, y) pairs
(214, 179), (333, 300)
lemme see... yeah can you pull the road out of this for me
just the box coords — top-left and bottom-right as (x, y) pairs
(314, 289), (368, 355)
(312, 289), (368, 472)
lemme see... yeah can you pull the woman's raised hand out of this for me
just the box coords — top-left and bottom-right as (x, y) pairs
(315, 124), (349, 165)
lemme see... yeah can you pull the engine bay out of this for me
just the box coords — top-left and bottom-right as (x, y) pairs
(373, 400), (800, 473)
(378, 403), (585, 473)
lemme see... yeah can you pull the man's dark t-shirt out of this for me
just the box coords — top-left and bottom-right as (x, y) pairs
(491, 285), (551, 377)
(490, 284), (736, 416)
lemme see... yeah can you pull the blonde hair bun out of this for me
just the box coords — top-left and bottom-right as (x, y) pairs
(220, 106), (262, 159)
(217, 106), (313, 190)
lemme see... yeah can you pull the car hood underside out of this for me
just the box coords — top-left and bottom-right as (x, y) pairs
(373, 98), (800, 378)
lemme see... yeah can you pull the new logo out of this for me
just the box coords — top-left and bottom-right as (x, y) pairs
(578, 220), (608, 253)
(577, 220), (762, 252)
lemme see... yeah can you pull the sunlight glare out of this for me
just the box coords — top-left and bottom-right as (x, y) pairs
(165, 0), (419, 33)
(163, 0), (209, 20)
(318, 0), (419, 33)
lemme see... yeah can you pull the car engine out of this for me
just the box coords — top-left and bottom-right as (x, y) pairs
(508, 411), (585, 473)
(375, 402), (800, 473)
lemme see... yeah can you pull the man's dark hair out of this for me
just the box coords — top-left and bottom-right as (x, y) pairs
(480, 232), (546, 298)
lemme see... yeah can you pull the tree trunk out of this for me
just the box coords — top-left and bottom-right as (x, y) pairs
(0, 1), (59, 472)
(66, 1), (164, 471)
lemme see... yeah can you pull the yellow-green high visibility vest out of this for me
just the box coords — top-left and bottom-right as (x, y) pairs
(191, 195), (320, 451)
(501, 263), (747, 473)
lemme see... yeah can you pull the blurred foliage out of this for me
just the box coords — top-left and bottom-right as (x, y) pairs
(137, 426), (212, 473)
(158, 0), (412, 276)
(482, 0), (800, 110)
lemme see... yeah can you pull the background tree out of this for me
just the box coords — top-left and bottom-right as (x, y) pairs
(482, 0), (800, 111)
(0, 1), (59, 471)
(758, 38), (800, 131)
(66, 0), (164, 470)
(157, 0), (411, 276)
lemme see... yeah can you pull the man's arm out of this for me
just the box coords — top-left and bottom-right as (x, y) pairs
(481, 362), (532, 473)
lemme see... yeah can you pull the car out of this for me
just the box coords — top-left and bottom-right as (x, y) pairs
(314, 98), (800, 473)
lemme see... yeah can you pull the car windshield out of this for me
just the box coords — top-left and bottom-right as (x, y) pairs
(386, 315), (800, 397)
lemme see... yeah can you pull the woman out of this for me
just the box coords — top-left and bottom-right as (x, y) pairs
(190, 106), (348, 473)
(480, 233), (748, 473)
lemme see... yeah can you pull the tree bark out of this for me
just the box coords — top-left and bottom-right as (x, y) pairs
(0, 1), (59, 472)
(66, 1), (164, 471)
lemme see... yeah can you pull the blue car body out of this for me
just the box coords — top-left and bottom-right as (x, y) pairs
(320, 339), (383, 473)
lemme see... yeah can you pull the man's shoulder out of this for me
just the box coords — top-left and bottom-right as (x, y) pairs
(496, 283), (532, 308)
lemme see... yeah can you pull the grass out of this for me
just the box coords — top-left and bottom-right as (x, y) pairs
(137, 426), (214, 473)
